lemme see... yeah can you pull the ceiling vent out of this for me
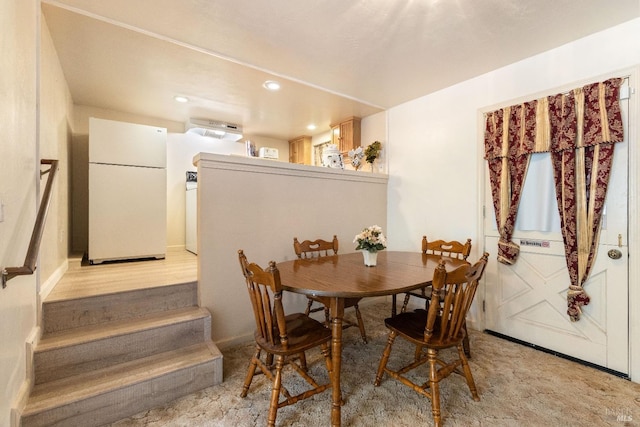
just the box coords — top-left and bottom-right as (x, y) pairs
(185, 118), (243, 142)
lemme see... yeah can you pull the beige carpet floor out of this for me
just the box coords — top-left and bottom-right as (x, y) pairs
(110, 301), (640, 426)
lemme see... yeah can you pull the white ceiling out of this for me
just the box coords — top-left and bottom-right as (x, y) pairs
(42, 0), (639, 140)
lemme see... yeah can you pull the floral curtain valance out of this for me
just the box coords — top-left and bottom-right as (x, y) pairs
(485, 78), (623, 160)
(484, 78), (624, 321)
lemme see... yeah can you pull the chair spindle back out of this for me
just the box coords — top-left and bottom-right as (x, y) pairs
(294, 235), (339, 259)
(425, 252), (489, 343)
(238, 250), (288, 349)
(422, 236), (472, 260)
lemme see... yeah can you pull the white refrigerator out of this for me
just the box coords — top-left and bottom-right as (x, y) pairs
(88, 118), (167, 264)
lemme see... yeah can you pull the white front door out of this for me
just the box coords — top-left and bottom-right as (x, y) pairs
(483, 80), (630, 375)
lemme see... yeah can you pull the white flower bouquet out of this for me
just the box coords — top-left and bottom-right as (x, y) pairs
(354, 225), (387, 252)
(348, 146), (364, 170)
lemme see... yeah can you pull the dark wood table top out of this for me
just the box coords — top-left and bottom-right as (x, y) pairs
(278, 251), (467, 298)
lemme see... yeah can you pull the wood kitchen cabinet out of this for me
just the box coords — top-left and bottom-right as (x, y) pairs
(288, 135), (312, 165)
(330, 116), (361, 154)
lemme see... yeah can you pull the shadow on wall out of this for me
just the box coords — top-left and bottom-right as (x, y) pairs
(70, 133), (88, 254)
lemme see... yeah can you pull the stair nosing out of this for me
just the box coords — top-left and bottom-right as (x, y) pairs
(36, 306), (209, 353)
(44, 280), (197, 304)
(23, 342), (222, 416)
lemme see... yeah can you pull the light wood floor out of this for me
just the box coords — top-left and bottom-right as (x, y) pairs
(46, 249), (198, 302)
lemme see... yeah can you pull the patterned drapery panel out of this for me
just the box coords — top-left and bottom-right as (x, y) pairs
(549, 79), (624, 320)
(484, 78), (624, 321)
(484, 102), (537, 264)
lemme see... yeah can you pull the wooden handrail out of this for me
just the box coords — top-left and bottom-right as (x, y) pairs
(2, 159), (59, 289)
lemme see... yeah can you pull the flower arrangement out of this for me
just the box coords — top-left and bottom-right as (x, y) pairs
(348, 146), (364, 170)
(353, 225), (387, 252)
(364, 141), (382, 164)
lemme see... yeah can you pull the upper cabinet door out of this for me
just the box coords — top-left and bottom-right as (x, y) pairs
(330, 117), (361, 154)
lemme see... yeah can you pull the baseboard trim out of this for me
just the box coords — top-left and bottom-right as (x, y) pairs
(39, 259), (68, 301)
(215, 332), (254, 351)
(484, 329), (630, 380)
(10, 368), (33, 427)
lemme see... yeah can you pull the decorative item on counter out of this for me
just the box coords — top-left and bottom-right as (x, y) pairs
(353, 225), (387, 266)
(245, 140), (257, 157)
(348, 146), (364, 170)
(186, 171), (197, 182)
(258, 147), (279, 159)
(322, 144), (344, 169)
(364, 141), (382, 171)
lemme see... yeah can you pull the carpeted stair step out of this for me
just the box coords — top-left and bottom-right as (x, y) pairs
(21, 342), (223, 427)
(34, 306), (211, 385)
(42, 281), (198, 334)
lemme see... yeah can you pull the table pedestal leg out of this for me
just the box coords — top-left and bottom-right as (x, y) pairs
(330, 297), (344, 427)
(391, 294), (397, 316)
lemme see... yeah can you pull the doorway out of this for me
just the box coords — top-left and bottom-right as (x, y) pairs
(482, 77), (631, 375)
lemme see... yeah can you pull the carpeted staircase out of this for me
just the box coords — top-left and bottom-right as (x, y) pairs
(19, 281), (223, 426)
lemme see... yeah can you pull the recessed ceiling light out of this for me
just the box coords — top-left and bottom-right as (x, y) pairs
(263, 80), (281, 91)
(307, 124), (317, 130)
(174, 96), (189, 103)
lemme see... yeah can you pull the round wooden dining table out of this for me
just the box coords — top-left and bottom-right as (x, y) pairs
(277, 251), (468, 427)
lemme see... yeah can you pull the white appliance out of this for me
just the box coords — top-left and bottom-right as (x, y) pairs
(88, 118), (167, 264)
(258, 147), (279, 159)
(185, 118), (243, 142)
(185, 171), (197, 254)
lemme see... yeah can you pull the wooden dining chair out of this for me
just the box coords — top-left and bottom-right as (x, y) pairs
(392, 236), (473, 355)
(293, 236), (368, 343)
(375, 252), (489, 427)
(237, 250), (333, 427)
(397, 236), (473, 312)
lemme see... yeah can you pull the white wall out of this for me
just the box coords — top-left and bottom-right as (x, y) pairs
(1, 2), (75, 424)
(196, 154), (388, 348)
(362, 111), (388, 173)
(388, 18), (640, 253)
(168, 132), (290, 248)
(0, 2), (38, 424)
(39, 15), (74, 298)
(166, 132), (246, 249)
(386, 18), (640, 380)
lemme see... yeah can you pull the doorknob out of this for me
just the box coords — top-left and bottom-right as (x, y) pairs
(608, 249), (622, 260)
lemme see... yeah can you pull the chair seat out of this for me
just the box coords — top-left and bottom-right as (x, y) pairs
(255, 312), (332, 355)
(384, 309), (465, 350)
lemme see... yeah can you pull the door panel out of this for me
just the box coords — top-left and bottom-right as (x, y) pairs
(484, 236), (628, 373)
(483, 79), (629, 374)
